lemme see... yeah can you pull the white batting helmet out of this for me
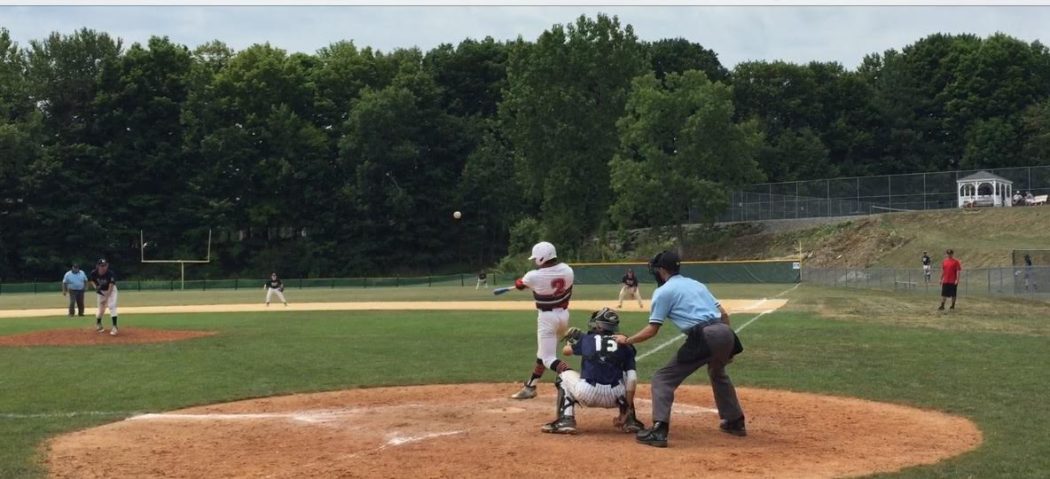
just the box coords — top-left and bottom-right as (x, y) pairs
(528, 241), (557, 266)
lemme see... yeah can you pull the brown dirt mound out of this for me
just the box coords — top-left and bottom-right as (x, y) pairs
(46, 384), (981, 479)
(0, 328), (216, 347)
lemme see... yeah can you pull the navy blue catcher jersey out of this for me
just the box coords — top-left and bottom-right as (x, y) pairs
(571, 333), (637, 386)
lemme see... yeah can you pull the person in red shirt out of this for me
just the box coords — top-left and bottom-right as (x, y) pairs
(939, 249), (962, 310)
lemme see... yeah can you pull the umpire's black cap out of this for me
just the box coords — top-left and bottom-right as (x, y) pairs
(649, 250), (681, 274)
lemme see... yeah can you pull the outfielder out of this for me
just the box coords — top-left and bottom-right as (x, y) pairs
(542, 308), (645, 435)
(264, 272), (288, 306)
(88, 259), (119, 336)
(508, 241), (576, 400)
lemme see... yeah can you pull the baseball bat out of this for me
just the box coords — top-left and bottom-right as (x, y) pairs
(493, 286), (512, 296)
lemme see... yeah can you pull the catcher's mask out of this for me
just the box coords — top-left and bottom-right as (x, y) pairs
(648, 250), (681, 286)
(588, 307), (621, 334)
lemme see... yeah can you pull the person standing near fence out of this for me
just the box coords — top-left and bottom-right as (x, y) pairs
(61, 263), (88, 317)
(921, 252), (932, 283)
(476, 270), (489, 290)
(264, 272), (288, 306)
(1024, 254), (1037, 291)
(938, 249), (962, 311)
(617, 268), (644, 309)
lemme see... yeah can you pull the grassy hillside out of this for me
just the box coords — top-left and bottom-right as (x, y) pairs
(644, 207), (1050, 269)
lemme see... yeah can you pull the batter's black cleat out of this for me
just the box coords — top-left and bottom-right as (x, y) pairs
(541, 416), (577, 434)
(720, 416), (747, 437)
(621, 412), (645, 433)
(636, 421), (668, 447)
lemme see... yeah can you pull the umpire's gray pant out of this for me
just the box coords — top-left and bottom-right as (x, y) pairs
(650, 322), (743, 424)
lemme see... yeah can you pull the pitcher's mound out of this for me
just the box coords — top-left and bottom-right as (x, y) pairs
(46, 384), (981, 479)
(0, 328), (216, 347)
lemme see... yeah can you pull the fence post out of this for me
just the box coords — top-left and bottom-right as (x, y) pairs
(908, 269), (912, 291)
(461, 274), (464, 287)
(235, 278), (239, 290)
(33, 282), (37, 294)
(987, 269), (992, 294)
(203, 279), (207, 291)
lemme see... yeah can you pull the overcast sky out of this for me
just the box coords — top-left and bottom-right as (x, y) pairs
(3, 5), (1050, 69)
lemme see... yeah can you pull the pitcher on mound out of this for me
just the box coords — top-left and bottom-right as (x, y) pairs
(509, 241), (576, 400)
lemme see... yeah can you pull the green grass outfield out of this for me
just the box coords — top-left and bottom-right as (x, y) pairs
(1, 284), (1048, 477)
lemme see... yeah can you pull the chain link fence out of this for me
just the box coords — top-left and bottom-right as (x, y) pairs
(711, 165), (1050, 223)
(803, 266), (1048, 297)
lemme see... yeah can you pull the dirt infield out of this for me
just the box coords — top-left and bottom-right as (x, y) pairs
(0, 328), (216, 347)
(46, 383), (981, 479)
(0, 298), (785, 319)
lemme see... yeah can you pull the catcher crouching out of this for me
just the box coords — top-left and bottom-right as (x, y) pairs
(542, 308), (645, 434)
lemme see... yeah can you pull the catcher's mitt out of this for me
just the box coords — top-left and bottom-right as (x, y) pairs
(561, 327), (583, 345)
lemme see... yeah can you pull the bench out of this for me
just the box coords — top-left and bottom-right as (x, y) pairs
(1026, 195), (1048, 206)
(894, 281), (917, 290)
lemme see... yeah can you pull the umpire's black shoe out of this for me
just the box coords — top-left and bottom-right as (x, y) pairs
(720, 416), (747, 437)
(636, 421), (668, 447)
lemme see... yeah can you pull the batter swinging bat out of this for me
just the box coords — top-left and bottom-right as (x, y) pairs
(493, 287), (512, 296)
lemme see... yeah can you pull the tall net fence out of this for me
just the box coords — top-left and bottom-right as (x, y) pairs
(803, 266), (1048, 296)
(572, 260), (801, 284)
(709, 165), (1050, 223)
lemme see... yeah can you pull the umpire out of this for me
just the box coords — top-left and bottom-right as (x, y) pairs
(613, 250), (745, 447)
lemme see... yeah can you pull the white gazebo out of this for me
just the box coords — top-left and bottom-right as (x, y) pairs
(957, 170), (1013, 208)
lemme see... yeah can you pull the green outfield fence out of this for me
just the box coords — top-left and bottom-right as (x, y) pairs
(0, 260), (800, 295)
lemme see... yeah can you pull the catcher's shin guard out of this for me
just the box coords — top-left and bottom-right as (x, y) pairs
(555, 377), (576, 419)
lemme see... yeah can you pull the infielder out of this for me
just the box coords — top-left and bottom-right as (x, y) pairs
(475, 270), (489, 290)
(614, 250), (746, 447)
(921, 251), (932, 283)
(508, 241), (575, 400)
(617, 268), (644, 309)
(542, 308), (645, 435)
(88, 259), (119, 336)
(264, 272), (288, 306)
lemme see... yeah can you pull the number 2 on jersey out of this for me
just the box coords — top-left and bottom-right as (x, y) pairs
(550, 278), (566, 296)
(593, 335), (618, 352)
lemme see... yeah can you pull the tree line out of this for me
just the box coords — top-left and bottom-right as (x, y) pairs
(2, 14), (1050, 280)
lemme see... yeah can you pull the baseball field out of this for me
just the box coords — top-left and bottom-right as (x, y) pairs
(1, 282), (1048, 478)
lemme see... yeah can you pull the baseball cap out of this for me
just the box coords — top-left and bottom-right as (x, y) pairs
(649, 250), (682, 274)
(97, 258), (108, 265)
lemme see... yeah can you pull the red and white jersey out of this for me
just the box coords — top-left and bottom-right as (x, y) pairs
(516, 262), (574, 310)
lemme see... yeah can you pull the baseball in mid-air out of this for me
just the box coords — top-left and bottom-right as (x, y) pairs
(453, 211), (462, 219)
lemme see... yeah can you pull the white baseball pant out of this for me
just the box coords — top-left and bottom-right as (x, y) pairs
(266, 287), (287, 304)
(559, 370), (625, 408)
(96, 287), (118, 317)
(618, 286), (643, 307)
(536, 308), (569, 369)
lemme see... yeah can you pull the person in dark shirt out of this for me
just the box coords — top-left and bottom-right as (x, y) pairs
(88, 259), (119, 335)
(541, 308), (645, 435)
(921, 251), (932, 283)
(264, 272), (288, 306)
(617, 268), (644, 309)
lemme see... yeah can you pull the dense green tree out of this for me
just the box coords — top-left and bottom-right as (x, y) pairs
(647, 38), (727, 82)
(1020, 99), (1050, 164)
(501, 14), (647, 252)
(610, 70), (763, 235)
(424, 37), (509, 118)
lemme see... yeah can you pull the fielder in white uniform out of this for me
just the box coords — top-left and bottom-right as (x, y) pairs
(88, 259), (119, 336)
(541, 308), (645, 434)
(509, 241), (575, 400)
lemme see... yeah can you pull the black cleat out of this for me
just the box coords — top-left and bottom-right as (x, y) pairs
(636, 421), (668, 447)
(541, 416), (577, 434)
(720, 416), (747, 437)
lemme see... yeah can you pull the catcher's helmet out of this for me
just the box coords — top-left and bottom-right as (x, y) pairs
(588, 307), (620, 333)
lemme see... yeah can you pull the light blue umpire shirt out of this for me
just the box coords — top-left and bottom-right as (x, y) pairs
(648, 274), (722, 332)
(63, 270), (88, 291)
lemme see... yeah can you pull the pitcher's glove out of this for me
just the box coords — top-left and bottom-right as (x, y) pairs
(562, 327), (583, 345)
